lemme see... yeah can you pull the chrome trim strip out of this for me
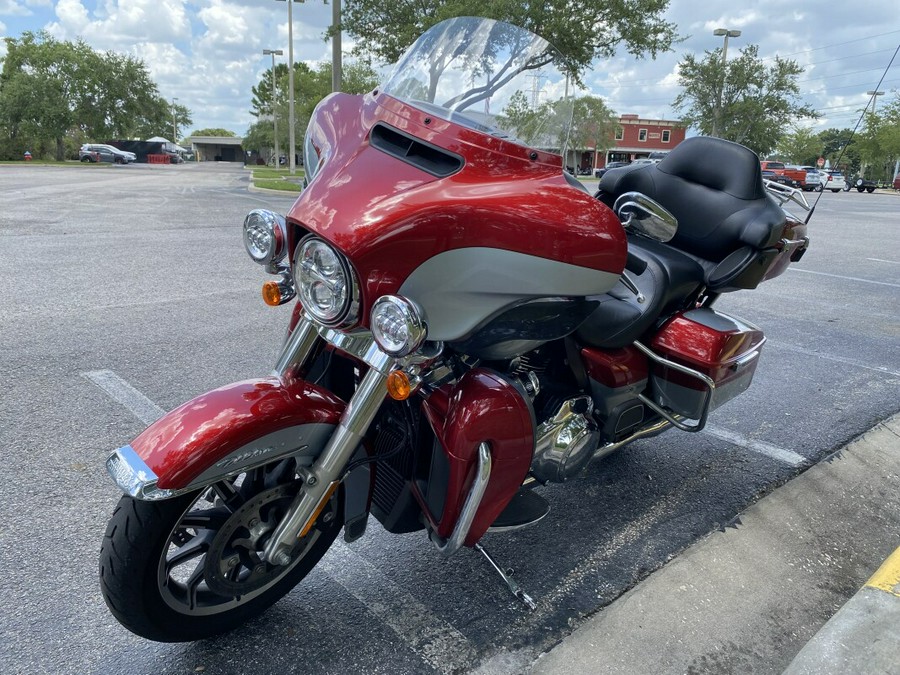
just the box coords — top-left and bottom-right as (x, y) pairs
(430, 442), (492, 557)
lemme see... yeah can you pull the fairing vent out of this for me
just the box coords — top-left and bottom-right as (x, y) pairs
(369, 123), (463, 178)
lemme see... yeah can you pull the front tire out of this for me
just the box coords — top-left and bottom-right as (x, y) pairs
(831, 189), (840, 193)
(99, 460), (341, 642)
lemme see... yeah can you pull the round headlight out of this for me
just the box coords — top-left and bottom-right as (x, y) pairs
(243, 209), (286, 266)
(294, 237), (357, 326)
(371, 296), (427, 357)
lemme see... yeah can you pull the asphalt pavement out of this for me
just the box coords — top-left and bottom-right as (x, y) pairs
(0, 162), (897, 674)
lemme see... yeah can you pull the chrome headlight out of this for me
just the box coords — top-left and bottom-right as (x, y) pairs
(243, 209), (287, 266)
(370, 295), (427, 357)
(294, 236), (358, 326)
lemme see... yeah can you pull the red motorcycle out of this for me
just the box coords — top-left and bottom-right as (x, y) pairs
(99, 17), (809, 641)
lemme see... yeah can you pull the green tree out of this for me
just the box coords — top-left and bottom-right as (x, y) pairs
(0, 31), (192, 159)
(777, 125), (822, 165)
(570, 95), (618, 166)
(248, 60), (378, 158)
(672, 44), (817, 157)
(855, 93), (900, 180)
(340, 0), (679, 83)
(817, 127), (861, 175)
(190, 128), (237, 137)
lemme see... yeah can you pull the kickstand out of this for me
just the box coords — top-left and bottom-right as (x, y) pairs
(474, 543), (537, 610)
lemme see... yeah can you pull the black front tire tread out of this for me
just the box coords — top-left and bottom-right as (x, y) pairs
(99, 492), (341, 642)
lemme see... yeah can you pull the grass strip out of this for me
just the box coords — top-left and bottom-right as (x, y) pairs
(252, 179), (303, 193)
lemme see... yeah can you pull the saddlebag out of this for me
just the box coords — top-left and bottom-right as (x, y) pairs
(646, 308), (765, 420)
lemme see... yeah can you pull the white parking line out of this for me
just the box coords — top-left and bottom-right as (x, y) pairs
(82, 370), (165, 425)
(83, 369), (475, 672)
(703, 425), (807, 467)
(321, 544), (477, 674)
(867, 258), (900, 265)
(773, 343), (900, 379)
(788, 268), (900, 289)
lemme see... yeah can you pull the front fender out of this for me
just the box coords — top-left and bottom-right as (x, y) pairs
(107, 376), (345, 499)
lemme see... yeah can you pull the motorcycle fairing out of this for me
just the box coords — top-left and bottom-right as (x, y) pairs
(420, 369), (535, 546)
(123, 376), (345, 492)
(289, 93), (628, 329)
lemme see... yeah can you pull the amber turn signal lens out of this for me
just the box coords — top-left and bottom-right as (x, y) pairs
(386, 370), (412, 401)
(262, 281), (282, 306)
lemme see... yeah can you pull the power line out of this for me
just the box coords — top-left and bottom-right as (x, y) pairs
(762, 29), (900, 60)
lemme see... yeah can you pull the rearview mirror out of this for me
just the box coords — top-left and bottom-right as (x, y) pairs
(613, 191), (678, 242)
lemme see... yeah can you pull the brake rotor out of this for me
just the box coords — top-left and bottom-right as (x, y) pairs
(203, 481), (312, 597)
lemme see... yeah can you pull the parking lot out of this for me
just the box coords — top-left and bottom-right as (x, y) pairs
(1, 163), (898, 674)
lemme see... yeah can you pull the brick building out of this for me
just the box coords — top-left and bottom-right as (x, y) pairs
(586, 114), (686, 171)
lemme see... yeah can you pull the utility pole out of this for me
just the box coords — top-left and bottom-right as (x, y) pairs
(263, 49), (283, 166)
(712, 28), (741, 138)
(171, 97), (178, 145)
(276, 0), (298, 175)
(332, 0), (341, 92)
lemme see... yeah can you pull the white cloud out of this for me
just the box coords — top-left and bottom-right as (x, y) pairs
(0, 0), (30, 16)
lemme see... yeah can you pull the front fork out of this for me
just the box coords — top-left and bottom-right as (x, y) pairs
(264, 318), (391, 566)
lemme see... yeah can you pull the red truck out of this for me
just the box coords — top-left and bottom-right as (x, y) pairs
(760, 161), (806, 188)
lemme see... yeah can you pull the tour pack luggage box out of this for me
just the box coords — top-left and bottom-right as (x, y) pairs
(648, 308), (765, 420)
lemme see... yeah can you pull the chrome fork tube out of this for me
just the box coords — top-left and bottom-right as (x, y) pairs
(274, 316), (320, 378)
(264, 348), (391, 565)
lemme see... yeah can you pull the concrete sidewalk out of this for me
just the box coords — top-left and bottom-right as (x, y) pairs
(529, 413), (900, 674)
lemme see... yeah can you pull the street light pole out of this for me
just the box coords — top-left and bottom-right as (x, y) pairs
(712, 28), (741, 138)
(866, 90), (885, 115)
(263, 49), (283, 166)
(171, 97), (178, 145)
(332, 0), (341, 92)
(276, 0), (298, 175)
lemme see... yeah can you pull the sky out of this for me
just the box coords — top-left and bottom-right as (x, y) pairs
(1, 0), (898, 138)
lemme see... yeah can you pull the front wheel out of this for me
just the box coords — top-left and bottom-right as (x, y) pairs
(99, 459), (342, 642)
(866, 187), (875, 193)
(815, 184), (824, 192)
(831, 189), (840, 193)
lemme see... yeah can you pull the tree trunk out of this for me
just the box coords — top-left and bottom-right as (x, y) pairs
(56, 137), (65, 162)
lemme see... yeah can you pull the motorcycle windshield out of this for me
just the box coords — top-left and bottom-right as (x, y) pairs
(381, 17), (573, 163)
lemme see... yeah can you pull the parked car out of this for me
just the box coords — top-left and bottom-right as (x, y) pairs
(761, 169), (794, 187)
(81, 143), (135, 164)
(594, 161), (630, 179)
(759, 161), (805, 188)
(79, 145), (116, 163)
(797, 166), (824, 192)
(823, 170), (846, 192)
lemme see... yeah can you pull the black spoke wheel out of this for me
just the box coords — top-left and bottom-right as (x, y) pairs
(99, 459), (342, 642)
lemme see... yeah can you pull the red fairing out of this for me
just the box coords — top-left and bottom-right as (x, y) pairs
(288, 92), (627, 324)
(421, 369), (535, 546)
(131, 376), (345, 489)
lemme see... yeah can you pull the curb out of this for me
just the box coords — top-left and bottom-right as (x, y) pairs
(527, 412), (900, 675)
(783, 547), (900, 674)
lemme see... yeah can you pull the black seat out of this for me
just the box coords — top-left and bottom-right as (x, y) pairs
(597, 136), (787, 293)
(577, 236), (704, 348)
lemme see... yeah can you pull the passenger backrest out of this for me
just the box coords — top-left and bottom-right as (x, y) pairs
(597, 137), (788, 292)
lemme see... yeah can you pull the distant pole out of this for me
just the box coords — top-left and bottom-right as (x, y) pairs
(866, 90), (884, 115)
(172, 97), (178, 144)
(276, 0), (297, 175)
(263, 49), (284, 166)
(712, 28), (741, 138)
(332, 0), (342, 92)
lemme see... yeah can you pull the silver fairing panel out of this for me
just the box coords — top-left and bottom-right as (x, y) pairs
(398, 247), (620, 341)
